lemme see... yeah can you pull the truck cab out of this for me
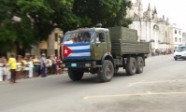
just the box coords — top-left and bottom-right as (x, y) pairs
(61, 28), (114, 82)
(62, 28), (111, 62)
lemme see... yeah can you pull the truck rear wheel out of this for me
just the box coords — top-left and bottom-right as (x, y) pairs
(136, 57), (144, 74)
(68, 69), (84, 81)
(98, 60), (114, 82)
(126, 57), (137, 75)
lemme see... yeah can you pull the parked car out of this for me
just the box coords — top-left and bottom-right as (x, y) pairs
(174, 45), (186, 60)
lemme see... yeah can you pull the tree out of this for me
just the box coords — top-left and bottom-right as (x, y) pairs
(0, 0), (21, 55)
(0, 0), (78, 55)
(0, 0), (132, 55)
(73, 0), (132, 27)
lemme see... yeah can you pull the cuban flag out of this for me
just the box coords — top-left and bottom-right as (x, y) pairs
(62, 42), (91, 60)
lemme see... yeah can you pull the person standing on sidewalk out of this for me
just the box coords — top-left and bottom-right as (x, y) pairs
(0, 57), (3, 82)
(8, 54), (17, 83)
(2, 57), (10, 81)
(40, 53), (46, 77)
(16, 55), (23, 80)
(51, 55), (57, 74)
(28, 57), (34, 78)
(33, 55), (40, 77)
(56, 56), (62, 74)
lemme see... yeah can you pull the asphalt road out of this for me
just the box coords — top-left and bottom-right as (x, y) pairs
(0, 55), (186, 112)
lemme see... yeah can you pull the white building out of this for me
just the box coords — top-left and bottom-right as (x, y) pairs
(182, 32), (186, 45)
(128, 0), (172, 52)
(169, 24), (183, 49)
(31, 28), (63, 56)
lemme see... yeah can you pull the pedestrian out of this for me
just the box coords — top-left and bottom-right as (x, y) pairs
(22, 57), (29, 78)
(2, 57), (10, 81)
(33, 55), (40, 77)
(56, 56), (62, 74)
(51, 55), (56, 74)
(46, 56), (52, 75)
(28, 57), (34, 78)
(40, 53), (46, 77)
(0, 57), (3, 81)
(16, 55), (23, 79)
(8, 54), (17, 83)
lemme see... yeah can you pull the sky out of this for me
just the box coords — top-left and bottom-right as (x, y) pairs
(141, 0), (186, 31)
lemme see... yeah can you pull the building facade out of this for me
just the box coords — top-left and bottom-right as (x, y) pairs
(31, 28), (63, 57)
(182, 32), (186, 45)
(169, 24), (183, 49)
(128, 0), (172, 53)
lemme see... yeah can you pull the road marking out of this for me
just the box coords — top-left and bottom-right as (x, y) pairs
(84, 91), (186, 100)
(128, 79), (186, 87)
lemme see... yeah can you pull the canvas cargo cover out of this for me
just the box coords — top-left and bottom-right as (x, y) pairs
(109, 26), (138, 42)
(111, 40), (150, 56)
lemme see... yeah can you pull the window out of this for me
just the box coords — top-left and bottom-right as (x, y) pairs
(179, 38), (181, 42)
(175, 37), (177, 42)
(97, 32), (105, 42)
(179, 31), (181, 35)
(175, 30), (177, 34)
(63, 31), (94, 43)
(175, 47), (186, 52)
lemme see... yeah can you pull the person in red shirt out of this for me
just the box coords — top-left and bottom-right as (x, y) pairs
(56, 57), (62, 74)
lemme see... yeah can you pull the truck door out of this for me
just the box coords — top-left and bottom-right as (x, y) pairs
(93, 31), (107, 60)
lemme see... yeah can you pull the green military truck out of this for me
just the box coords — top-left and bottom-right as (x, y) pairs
(61, 26), (150, 82)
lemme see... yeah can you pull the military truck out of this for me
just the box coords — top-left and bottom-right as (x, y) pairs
(61, 26), (150, 82)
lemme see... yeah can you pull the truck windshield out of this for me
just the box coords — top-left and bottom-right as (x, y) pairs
(175, 46), (186, 52)
(63, 31), (95, 44)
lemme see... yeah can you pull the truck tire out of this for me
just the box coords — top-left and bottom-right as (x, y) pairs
(98, 60), (114, 82)
(68, 69), (84, 81)
(126, 57), (137, 75)
(136, 57), (144, 74)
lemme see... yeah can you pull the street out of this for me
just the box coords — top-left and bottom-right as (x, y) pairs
(0, 55), (186, 112)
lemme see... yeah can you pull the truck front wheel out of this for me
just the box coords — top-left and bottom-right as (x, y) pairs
(68, 69), (84, 81)
(136, 57), (144, 74)
(126, 57), (137, 75)
(98, 60), (114, 82)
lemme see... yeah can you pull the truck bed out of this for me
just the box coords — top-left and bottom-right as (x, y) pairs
(109, 26), (138, 42)
(111, 40), (150, 56)
(109, 26), (150, 56)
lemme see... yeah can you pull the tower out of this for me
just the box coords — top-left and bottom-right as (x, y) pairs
(152, 6), (157, 20)
(130, 0), (143, 18)
(147, 3), (153, 19)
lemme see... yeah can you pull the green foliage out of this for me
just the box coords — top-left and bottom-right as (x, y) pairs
(73, 0), (132, 27)
(0, 0), (132, 55)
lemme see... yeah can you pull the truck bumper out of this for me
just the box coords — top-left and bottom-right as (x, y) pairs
(62, 61), (101, 69)
(174, 55), (186, 60)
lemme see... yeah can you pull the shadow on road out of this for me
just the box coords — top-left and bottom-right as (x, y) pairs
(64, 71), (131, 84)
